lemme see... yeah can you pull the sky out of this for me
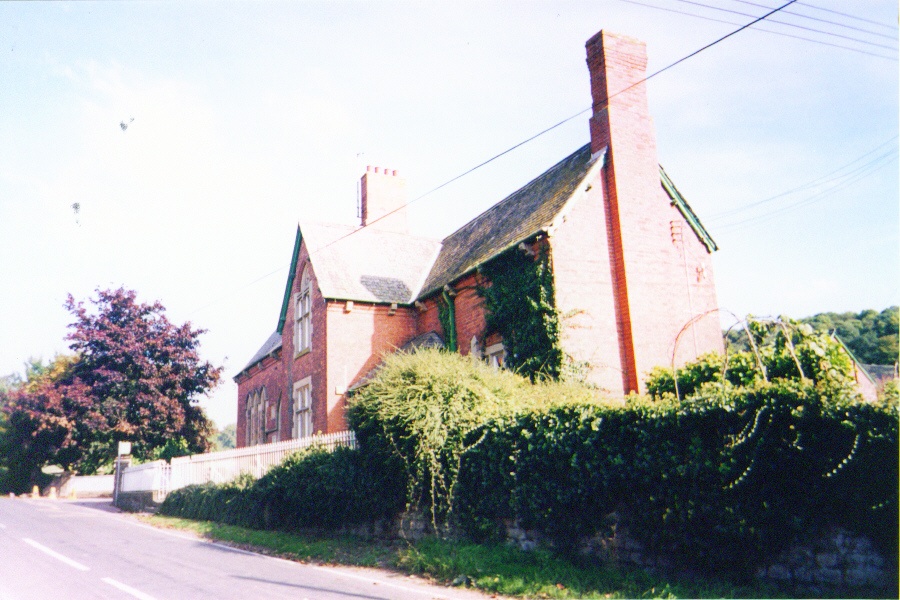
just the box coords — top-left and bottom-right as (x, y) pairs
(1, 1), (897, 429)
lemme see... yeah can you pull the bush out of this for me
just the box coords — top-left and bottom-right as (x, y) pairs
(456, 381), (899, 578)
(646, 319), (859, 401)
(347, 348), (603, 532)
(254, 446), (404, 530)
(159, 446), (403, 532)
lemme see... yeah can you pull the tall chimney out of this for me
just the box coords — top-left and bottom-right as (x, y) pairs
(584, 31), (722, 394)
(360, 166), (409, 234)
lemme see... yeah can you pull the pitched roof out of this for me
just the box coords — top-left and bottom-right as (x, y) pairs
(419, 144), (598, 297)
(267, 143), (718, 345)
(276, 222), (442, 334)
(301, 222), (442, 304)
(235, 331), (282, 379)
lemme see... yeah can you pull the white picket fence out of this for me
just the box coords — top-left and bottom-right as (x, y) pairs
(118, 430), (357, 502)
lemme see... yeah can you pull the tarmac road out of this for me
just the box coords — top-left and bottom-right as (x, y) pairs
(0, 497), (495, 600)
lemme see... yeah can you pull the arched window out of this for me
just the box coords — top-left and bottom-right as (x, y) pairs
(259, 387), (268, 443)
(295, 267), (312, 353)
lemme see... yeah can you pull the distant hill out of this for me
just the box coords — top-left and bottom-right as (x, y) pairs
(727, 306), (898, 366)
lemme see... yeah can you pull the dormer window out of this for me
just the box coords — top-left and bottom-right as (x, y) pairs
(295, 267), (312, 354)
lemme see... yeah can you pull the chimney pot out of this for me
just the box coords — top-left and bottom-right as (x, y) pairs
(392, 170), (398, 176)
(374, 167), (381, 174)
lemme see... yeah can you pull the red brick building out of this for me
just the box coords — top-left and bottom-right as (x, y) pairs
(234, 30), (723, 447)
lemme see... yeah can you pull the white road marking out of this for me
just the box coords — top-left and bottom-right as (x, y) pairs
(50, 505), (485, 599)
(21, 538), (90, 571)
(101, 578), (157, 600)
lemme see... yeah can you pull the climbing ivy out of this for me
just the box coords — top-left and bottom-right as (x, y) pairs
(437, 291), (457, 352)
(478, 244), (563, 382)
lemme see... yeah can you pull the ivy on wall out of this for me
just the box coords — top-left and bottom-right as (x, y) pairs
(478, 243), (563, 381)
(437, 290), (457, 352)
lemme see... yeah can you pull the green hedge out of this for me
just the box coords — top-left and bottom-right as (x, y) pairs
(159, 446), (404, 531)
(455, 381), (899, 578)
(159, 349), (897, 585)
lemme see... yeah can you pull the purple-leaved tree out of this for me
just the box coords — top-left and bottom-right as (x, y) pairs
(2, 288), (221, 479)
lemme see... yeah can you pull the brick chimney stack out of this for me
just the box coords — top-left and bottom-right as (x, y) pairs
(584, 31), (722, 393)
(360, 166), (408, 234)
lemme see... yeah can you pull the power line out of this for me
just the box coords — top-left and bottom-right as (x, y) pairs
(619, 0), (898, 60)
(730, 0), (897, 40)
(716, 148), (898, 230)
(707, 136), (900, 221)
(671, 0), (898, 51)
(310, 0), (801, 258)
(189, 0), (802, 320)
(796, 1), (898, 30)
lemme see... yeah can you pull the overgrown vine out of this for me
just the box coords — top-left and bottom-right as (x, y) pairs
(477, 243), (563, 381)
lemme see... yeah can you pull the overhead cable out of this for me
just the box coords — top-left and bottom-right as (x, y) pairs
(619, 0), (898, 60)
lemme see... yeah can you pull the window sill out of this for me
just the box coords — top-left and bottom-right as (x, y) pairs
(294, 347), (311, 359)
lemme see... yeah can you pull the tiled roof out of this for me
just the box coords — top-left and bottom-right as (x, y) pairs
(236, 331), (282, 378)
(301, 221), (442, 304)
(419, 144), (597, 297)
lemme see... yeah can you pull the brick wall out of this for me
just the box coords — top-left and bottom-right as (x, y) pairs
(586, 31), (722, 392)
(414, 272), (488, 357)
(284, 242), (330, 437)
(325, 300), (418, 431)
(235, 352), (284, 448)
(549, 165), (628, 393)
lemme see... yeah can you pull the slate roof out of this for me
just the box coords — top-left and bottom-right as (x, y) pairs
(236, 331), (282, 378)
(246, 142), (718, 377)
(301, 221), (442, 304)
(418, 144), (597, 297)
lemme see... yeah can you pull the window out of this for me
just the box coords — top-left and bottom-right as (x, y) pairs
(293, 378), (313, 439)
(486, 342), (506, 369)
(295, 267), (312, 354)
(247, 391), (260, 446)
(245, 398), (252, 446)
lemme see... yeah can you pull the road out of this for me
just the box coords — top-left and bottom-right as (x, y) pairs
(0, 498), (494, 600)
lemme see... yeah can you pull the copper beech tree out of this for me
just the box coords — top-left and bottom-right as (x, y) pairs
(3, 288), (221, 478)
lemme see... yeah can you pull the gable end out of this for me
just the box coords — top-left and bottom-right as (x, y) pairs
(659, 166), (718, 253)
(277, 225), (304, 335)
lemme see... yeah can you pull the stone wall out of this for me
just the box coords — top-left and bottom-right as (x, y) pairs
(504, 519), (893, 594)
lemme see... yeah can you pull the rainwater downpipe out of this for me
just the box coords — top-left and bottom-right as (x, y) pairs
(442, 288), (458, 352)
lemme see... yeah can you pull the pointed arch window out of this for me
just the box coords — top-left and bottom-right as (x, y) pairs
(295, 267), (312, 354)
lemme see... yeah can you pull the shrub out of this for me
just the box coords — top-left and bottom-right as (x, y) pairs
(254, 446), (404, 530)
(159, 446), (403, 532)
(456, 381), (899, 578)
(348, 348), (603, 532)
(646, 319), (859, 401)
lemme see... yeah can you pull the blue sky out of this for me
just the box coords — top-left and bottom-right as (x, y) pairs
(1, 1), (896, 428)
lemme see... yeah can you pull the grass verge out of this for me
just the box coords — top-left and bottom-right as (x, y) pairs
(142, 515), (805, 599)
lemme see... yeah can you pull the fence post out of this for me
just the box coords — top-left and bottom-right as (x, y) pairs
(113, 454), (132, 508)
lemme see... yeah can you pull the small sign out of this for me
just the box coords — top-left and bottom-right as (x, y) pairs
(118, 441), (132, 456)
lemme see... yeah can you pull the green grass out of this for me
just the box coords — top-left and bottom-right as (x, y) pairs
(142, 515), (806, 599)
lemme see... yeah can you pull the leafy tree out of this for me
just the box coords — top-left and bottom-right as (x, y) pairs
(210, 423), (236, 451)
(0, 356), (75, 493)
(1, 288), (221, 483)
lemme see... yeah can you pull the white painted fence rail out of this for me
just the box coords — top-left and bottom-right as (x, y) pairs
(118, 430), (357, 502)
